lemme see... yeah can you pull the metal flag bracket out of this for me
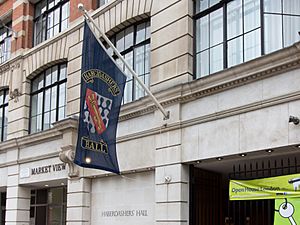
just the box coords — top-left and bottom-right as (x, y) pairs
(77, 3), (170, 121)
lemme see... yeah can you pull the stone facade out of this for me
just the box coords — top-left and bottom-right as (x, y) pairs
(0, 0), (300, 225)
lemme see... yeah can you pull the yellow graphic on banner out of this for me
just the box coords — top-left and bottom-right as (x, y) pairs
(229, 174), (300, 200)
(274, 198), (300, 225)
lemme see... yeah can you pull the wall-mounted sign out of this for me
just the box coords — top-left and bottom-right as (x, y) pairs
(20, 163), (66, 179)
(101, 209), (148, 217)
(31, 163), (66, 175)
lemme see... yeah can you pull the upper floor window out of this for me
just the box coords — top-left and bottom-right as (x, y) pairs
(30, 63), (67, 133)
(108, 20), (150, 104)
(0, 23), (12, 64)
(0, 89), (8, 142)
(194, 0), (300, 79)
(99, 0), (109, 7)
(34, 0), (70, 46)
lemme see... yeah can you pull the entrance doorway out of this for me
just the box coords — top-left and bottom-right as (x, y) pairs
(30, 187), (67, 225)
(190, 155), (300, 225)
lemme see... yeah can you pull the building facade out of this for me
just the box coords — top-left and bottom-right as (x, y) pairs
(0, 0), (300, 224)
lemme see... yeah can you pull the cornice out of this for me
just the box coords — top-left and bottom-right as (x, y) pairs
(0, 117), (78, 152)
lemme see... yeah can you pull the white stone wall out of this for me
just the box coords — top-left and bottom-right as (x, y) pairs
(91, 171), (155, 225)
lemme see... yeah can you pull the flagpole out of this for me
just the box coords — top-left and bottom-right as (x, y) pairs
(78, 4), (170, 120)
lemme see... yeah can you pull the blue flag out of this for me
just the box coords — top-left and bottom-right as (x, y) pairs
(74, 21), (126, 174)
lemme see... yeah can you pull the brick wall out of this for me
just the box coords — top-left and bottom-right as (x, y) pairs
(1, 0), (96, 53)
(0, 0), (13, 18)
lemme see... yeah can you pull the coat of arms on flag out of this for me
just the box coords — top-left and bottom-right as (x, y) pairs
(83, 88), (112, 135)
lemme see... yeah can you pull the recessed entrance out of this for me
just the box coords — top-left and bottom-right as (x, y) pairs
(190, 149), (300, 225)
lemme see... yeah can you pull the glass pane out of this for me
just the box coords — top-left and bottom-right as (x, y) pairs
(51, 86), (57, 110)
(0, 108), (2, 128)
(45, 89), (51, 112)
(135, 45), (145, 75)
(50, 110), (56, 124)
(210, 8), (223, 46)
(62, 2), (70, 21)
(36, 115), (42, 132)
(136, 22), (146, 44)
(59, 83), (66, 107)
(228, 36), (243, 67)
(35, 0), (47, 18)
(4, 106), (8, 127)
(146, 21), (150, 39)
(197, 50), (209, 78)
(244, 29), (261, 62)
(48, 11), (54, 29)
(50, 188), (63, 204)
(54, 8), (60, 25)
(145, 43), (150, 74)
(45, 68), (51, 86)
(227, 0), (242, 39)
(283, 0), (300, 15)
(123, 80), (132, 104)
(32, 75), (44, 91)
(30, 116), (37, 133)
(43, 112), (50, 130)
(264, 0), (281, 13)
(135, 76), (144, 99)
(264, 14), (282, 54)
(124, 26), (134, 49)
(196, 0), (208, 13)
(116, 30), (125, 52)
(48, 206), (62, 225)
(31, 95), (38, 117)
(210, 44), (223, 74)
(58, 107), (65, 120)
(209, 0), (219, 7)
(283, 15), (300, 47)
(196, 15), (209, 52)
(124, 51), (133, 79)
(38, 92), (43, 115)
(61, 20), (68, 32)
(37, 189), (47, 202)
(244, 0), (260, 32)
(53, 24), (59, 36)
(60, 64), (67, 80)
(52, 66), (58, 83)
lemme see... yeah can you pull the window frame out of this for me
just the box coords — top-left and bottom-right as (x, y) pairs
(0, 89), (8, 142)
(193, 0), (265, 79)
(33, 0), (70, 46)
(0, 22), (12, 64)
(109, 19), (151, 104)
(29, 63), (67, 133)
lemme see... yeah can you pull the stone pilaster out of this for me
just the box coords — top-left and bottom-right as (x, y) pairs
(66, 178), (91, 225)
(155, 164), (189, 225)
(5, 165), (30, 225)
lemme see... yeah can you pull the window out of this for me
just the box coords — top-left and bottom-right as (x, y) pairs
(34, 0), (70, 46)
(0, 23), (12, 64)
(99, 0), (109, 7)
(0, 192), (6, 225)
(194, 0), (300, 78)
(30, 63), (67, 133)
(108, 20), (151, 104)
(30, 187), (67, 225)
(0, 89), (8, 142)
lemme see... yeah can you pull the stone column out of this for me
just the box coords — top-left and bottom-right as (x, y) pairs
(66, 178), (91, 225)
(5, 165), (30, 225)
(155, 164), (189, 225)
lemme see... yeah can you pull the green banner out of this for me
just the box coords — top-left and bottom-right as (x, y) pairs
(230, 174), (300, 200)
(274, 198), (300, 225)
